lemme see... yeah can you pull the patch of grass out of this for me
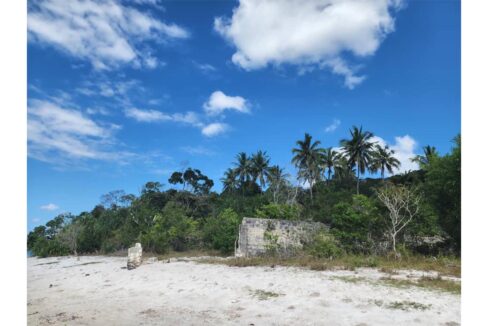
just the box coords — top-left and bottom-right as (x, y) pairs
(331, 276), (368, 284)
(62, 261), (102, 268)
(387, 300), (432, 311)
(198, 254), (460, 277)
(35, 261), (59, 266)
(380, 275), (461, 294)
(151, 249), (225, 261)
(250, 289), (283, 301)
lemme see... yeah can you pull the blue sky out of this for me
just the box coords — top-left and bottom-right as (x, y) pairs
(27, 0), (460, 230)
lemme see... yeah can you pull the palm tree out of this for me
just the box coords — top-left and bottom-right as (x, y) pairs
(234, 152), (253, 183)
(291, 133), (326, 202)
(251, 150), (270, 189)
(267, 165), (290, 203)
(371, 144), (401, 180)
(340, 126), (376, 195)
(221, 168), (238, 193)
(333, 155), (356, 181)
(322, 147), (340, 183)
(411, 145), (439, 168)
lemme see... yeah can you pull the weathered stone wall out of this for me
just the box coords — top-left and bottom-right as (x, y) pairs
(235, 217), (328, 257)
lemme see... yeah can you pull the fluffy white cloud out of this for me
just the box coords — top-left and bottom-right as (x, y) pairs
(28, 0), (189, 70)
(40, 203), (59, 211)
(203, 91), (249, 116)
(325, 118), (341, 133)
(201, 123), (229, 137)
(215, 0), (403, 88)
(28, 100), (125, 162)
(371, 135), (419, 174)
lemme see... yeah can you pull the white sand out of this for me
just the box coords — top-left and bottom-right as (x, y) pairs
(28, 256), (460, 326)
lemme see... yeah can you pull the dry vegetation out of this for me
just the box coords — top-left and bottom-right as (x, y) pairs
(198, 254), (460, 277)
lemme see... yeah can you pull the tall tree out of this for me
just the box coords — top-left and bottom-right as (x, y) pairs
(371, 144), (401, 180)
(251, 150), (270, 189)
(221, 168), (239, 193)
(322, 147), (341, 183)
(291, 133), (326, 202)
(411, 145), (439, 168)
(234, 152), (253, 184)
(267, 165), (290, 204)
(340, 126), (376, 194)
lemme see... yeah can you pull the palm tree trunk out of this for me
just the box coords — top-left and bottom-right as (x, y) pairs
(356, 159), (360, 195)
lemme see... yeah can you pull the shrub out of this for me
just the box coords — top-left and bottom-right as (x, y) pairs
(330, 195), (382, 254)
(203, 208), (240, 254)
(306, 231), (343, 259)
(256, 203), (302, 220)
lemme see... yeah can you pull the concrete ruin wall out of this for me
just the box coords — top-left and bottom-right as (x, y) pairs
(235, 217), (328, 257)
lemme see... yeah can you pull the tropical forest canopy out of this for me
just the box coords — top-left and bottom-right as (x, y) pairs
(28, 126), (461, 258)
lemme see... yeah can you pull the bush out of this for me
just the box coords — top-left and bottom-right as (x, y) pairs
(203, 208), (240, 254)
(141, 202), (198, 253)
(31, 238), (69, 258)
(256, 203), (302, 220)
(306, 231), (343, 259)
(330, 195), (382, 254)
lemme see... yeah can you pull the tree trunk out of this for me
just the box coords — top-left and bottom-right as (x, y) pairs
(309, 182), (313, 204)
(356, 159), (360, 195)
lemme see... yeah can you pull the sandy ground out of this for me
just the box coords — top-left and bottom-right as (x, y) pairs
(28, 256), (460, 326)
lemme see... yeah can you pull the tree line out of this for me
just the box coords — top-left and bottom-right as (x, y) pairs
(28, 126), (461, 258)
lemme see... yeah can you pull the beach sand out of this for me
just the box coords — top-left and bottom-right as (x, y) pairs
(28, 256), (460, 325)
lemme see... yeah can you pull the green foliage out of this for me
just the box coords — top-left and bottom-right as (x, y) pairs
(423, 136), (461, 250)
(142, 202), (198, 253)
(330, 195), (382, 254)
(203, 208), (240, 254)
(306, 231), (343, 259)
(256, 203), (302, 220)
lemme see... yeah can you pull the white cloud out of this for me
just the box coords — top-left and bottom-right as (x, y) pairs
(215, 0), (403, 88)
(201, 123), (229, 137)
(40, 203), (59, 211)
(203, 91), (249, 116)
(371, 135), (419, 174)
(124, 108), (172, 122)
(28, 99), (128, 163)
(181, 146), (215, 156)
(193, 61), (217, 74)
(124, 108), (204, 127)
(325, 118), (341, 133)
(28, 0), (189, 70)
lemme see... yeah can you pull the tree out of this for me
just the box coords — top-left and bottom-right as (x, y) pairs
(376, 184), (421, 255)
(267, 165), (290, 204)
(203, 208), (240, 254)
(340, 126), (376, 194)
(234, 152), (253, 184)
(371, 144), (401, 180)
(58, 220), (84, 256)
(221, 168), (239, 194)
(423, 135), (461, 250)
(251, 150), (270, 189)
(322, 147), (340, 183)
(168, 168), (214, 195)
(291, 133), (326, 202)
(411, 145), (439, 168)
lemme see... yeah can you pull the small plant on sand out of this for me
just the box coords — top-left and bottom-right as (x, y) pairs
(250, 289), (283, 300)
(387, 301), (431, 311)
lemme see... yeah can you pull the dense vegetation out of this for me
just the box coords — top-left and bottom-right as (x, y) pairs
(28, 126), (461, 259)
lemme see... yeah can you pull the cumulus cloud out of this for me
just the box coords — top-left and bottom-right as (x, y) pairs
(28, 99), (127, 163)
(201, 123), (229, 137)
(203, 91), (249, 116)
(28, 0), (189, 70)
(40, 203), (59, 211)
(214, 0), (403, 88)
(371, 135), (419, 174)
(325, 118), (341, 133)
